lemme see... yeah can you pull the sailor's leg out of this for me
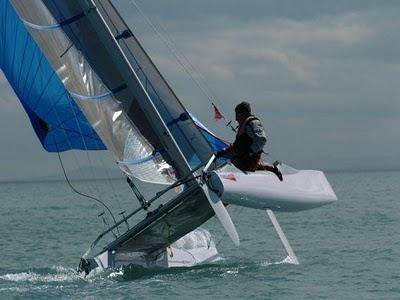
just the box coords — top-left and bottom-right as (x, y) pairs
(231, 156), (258, 172)
(230, 156), (247, 172)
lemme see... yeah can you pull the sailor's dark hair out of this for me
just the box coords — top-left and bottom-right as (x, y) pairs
(235, 101), (251, 114)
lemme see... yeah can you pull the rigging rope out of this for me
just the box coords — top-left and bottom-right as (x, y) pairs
(128, 0), (236, 132)
(55, 144), (119, 230)
(61, 99), (124, 231)
(60, 95), (119, 228)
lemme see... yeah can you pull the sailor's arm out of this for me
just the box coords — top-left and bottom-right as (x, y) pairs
(247, 119), (267, 154)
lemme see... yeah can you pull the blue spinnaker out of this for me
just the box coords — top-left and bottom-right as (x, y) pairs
(0, 0), (106, 152)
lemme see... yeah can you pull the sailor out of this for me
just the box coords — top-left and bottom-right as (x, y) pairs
(216, 101), (283, 181)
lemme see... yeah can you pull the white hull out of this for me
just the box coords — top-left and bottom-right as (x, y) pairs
(84, 229), (220, 274)
(207, 164), (337, 212)
(92, 245), (219, 271)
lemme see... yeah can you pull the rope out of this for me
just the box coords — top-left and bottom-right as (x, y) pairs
(128, 0), (235, 131)
(63, 99), (123, 232)
(55, 145), (118, 229)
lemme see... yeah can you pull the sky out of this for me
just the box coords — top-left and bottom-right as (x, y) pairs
(1, 0), (400, 180)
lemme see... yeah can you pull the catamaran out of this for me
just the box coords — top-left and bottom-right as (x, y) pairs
(0, 0), (337, 275)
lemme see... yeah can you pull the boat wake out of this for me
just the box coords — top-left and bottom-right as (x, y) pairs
(0, 232), (295, 285)
(261, 255), (299, 267)
(106, 256), (298, 281)
(0, 266), (83, 284)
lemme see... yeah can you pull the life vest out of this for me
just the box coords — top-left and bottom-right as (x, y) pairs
(233, 116), (266, 157)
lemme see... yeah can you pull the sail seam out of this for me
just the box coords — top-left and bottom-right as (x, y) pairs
(1, 1), (8, 65)
(16, 34), (29, 91)
(32, 70), (57, 111)
(10, 11), (19, 78)
(23, 53), (43, 101)
(19, 44), (38, 98)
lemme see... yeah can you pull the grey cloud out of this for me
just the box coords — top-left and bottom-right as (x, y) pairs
(128, 0), (390, 22)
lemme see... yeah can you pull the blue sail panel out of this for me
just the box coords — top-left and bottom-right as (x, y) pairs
(198, 126), (228, 152)
(0, 0), (105, 152)
(190, 114), (228, 152)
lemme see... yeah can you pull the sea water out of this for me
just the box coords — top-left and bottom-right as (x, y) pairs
(0, 171), (399, 299)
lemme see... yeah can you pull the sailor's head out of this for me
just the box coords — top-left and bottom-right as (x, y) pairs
(235, 101), (251, 123)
